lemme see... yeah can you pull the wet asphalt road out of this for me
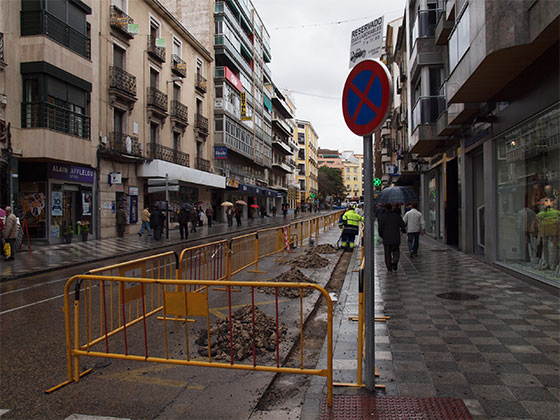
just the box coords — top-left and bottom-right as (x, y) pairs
(0, 222), (341, 420)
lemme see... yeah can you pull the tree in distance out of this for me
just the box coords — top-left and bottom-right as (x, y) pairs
(318, 165), (345, 202)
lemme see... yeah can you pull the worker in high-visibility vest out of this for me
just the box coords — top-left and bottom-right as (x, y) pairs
(340, 204), (364, 252)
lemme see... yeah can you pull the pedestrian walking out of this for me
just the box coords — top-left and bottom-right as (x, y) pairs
(178, 207), (189, 240)
(3, 206), (17, 261)
(205, 206), (214, 228)
(198, 207), (205, 226)
(374, 203), (386, 220)
(339, 204), (364, 252)
(116, 205), (126, 237)
(282, 202), (288, 218)
(234, 206), (242, 227)
(271, 206), (276, 217)
(190, 207), (198, 233)
(378, 203), (406, 272)
(151, 206), (164, 240)
(138, 206), (151, 236)
(226, 206), (234, 227)
(402, 202), (425, 258)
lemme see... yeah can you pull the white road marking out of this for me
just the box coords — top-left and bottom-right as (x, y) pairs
(0, 291), (74, 316)
(64, 415), (130, 420)
(0, 277), (68, 296)
(0, 409), (9, 417)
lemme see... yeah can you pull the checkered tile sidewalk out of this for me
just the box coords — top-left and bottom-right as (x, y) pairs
(373, 237), (560, 419)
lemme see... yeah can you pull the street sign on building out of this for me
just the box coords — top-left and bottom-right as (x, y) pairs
(342, 59), (392, 136)
(349, 16), (384, 68)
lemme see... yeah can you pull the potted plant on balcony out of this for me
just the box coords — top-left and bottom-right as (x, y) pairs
(63, 225), (74, 244)
(78, 220), (90, 242)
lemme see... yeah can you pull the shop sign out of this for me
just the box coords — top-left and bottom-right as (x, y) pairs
(49, 163), (94, 184)
(214, 146), (228, 159)
(225, 66), (242, 92)
(129, 187), (139, 196)
(109, 172), (122, 185)
(51, 191), (63, 216)
(226, 177), (239, 188)
(241, 92), (251, 121)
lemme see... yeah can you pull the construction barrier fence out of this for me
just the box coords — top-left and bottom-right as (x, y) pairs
(48, 211), (345, 406)
(50, 275), (333, 406)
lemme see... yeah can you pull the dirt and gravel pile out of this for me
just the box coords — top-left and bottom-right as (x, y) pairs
(313, 244), (338, 254)
(259, 267), (316, 298)
(196, 305), (287, 361)
(282, 250), (329, 268)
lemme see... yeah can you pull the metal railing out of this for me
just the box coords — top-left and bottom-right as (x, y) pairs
(170, 100), (188, 125)
(106, 132), (142, 158)
(110, 6), (135, 38)
(109, 66), (137, 97)
(0, 32), (4, 64)
(22, 102), (90, 139)
(20, 9), (90, 59)
(196, 157), (211, 172)
(195, 73), (207, 93)
(196, 114), (209, 134)
(171, 54), (187, 78)
(147, 87), (168, 113)
(411, 96), (446, 131)
(147, 35), (166, 62)
(149, 142), (189, 167)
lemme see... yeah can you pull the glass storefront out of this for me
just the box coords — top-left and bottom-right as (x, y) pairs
(496, 105), (560, 286)
(426, 169), (439, 237)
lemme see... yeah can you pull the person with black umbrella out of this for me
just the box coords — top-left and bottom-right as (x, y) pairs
(151, 206), (165, 240)
(378, 203), (406, 272)
(178, 206), (190, 240)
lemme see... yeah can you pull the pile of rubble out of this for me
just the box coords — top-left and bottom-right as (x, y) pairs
(313, 244), (338, 254)
(196, 305), (287, 361)
(259, 267), (316, 298)
(282, 250), (329, 268)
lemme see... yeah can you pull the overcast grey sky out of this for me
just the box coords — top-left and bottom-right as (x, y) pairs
(252, 0), (406, 154)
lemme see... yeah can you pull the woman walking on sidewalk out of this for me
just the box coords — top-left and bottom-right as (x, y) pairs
(378, 203), (406, 272)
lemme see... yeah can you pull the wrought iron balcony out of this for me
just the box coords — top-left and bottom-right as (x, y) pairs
(109, 66), (137, 98)
(195, 74), (207, 93)
(147, 35), (165, 62)
(0, 32), (5, 67)
(105, 132), (142, 157)
(22, 102), (90, 139)
(110, 6), (135, 39)
(149, 142), (189, 167)
(171, 54), (187, 78)
(147, 87), (168, 113)
(196, 157), (211, 172)
(170, 100), (188, 126)
(20, 9), (91, 59)
(196, 114), (209, 134)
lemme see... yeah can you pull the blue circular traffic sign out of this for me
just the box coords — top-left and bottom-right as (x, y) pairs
(342, 59), (392, 136)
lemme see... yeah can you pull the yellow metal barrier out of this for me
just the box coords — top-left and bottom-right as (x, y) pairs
(89, 251), (178, 279)
(48, 274), (333, 407)
(177, 240), (228, 281)
(229, 232), (258, 276)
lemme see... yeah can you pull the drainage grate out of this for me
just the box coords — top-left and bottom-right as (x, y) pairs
(437, 292), (479, 301)
(320, 395), (473, 419)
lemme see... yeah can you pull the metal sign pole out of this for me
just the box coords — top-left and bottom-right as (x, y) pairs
(165, 173), (169, 240)
(363, 133), (375, 390)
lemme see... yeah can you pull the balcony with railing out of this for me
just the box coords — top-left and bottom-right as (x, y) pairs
(196, 113), (209, 135)
(0, 32), (5, 68)
(22, 102), (90, 139)
(171, 54), (187, 78)
(109, 66), (137, 101)
(170, 100), (188, 128)
(411, 96), (446, 132)
(110, 6), (135, 39)
(195, 157), (211, 172)
(20, 9), (91, 59)
(147, 35), (165, 62)
(147, 87), (168, 116)
(149, 142), (189, 167)
(195, 74), (207, 93)
(103, 132), (142, 158)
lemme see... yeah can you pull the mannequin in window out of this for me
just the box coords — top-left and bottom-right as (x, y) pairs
(536, 201), (559, 271)
(516, 198), (536, 262)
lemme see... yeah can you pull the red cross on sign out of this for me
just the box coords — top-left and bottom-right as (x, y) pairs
(342, 59), (392, 136)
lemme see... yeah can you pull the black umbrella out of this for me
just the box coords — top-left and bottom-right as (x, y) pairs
(376, 186), (419, 204)
(180, 202), (194, 211)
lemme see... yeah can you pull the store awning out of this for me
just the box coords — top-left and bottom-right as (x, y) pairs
(138, 160), (226, 189)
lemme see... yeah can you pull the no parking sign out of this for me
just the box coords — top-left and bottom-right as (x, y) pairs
(342, 59), (392, 136)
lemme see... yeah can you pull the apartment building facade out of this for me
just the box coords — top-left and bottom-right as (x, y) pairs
(341, 150), (362, 201)
(0, 0), (222, 242)
(401, 0), (559, 286)
(295, 119), (318, 205)
(171, 0), (284, 217)
(99, 0), (219, 238)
